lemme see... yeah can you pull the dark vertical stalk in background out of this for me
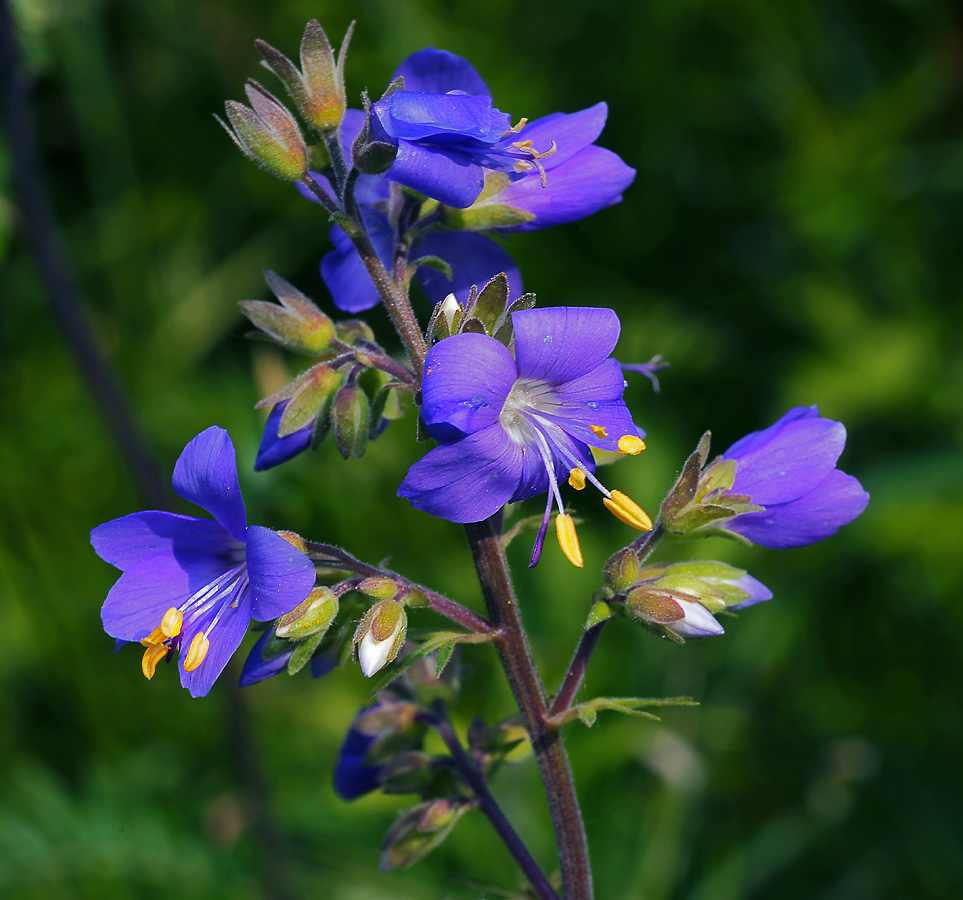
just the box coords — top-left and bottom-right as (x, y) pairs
(0, 0), (168, 509)
(0, 8), (293, 897)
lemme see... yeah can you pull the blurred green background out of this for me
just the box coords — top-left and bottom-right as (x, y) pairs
(2, 0), (962, 897)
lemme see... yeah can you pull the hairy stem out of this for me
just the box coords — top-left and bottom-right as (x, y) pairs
(464, 515), (593, 900)
(301, 173), (427, 377)
(549, 622), (606, 719)
(303, 541), (492, 635)
(431, 702), (560, 900)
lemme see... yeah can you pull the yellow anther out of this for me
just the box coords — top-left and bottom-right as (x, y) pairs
(183, 632), (210, 672)
(140, 626), (165, 647)
(141, 643), (168, 680)
(603, 490), (653, 532)
(160, 607), (183, 639)
(555, 514), (584, 568)
(591, 425), (608, 438)
(618, 434), (646, 455)
(568, 468), (587, 490)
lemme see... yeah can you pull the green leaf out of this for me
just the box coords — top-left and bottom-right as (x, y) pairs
(550, 695), (699, 729)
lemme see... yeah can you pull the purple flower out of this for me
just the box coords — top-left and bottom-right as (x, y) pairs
(398, 307), (652, 566)
(91, 427), (317, 697)
(333, 705), (383, 800)
(712, 406), (869, 548)
(302, 50), (633, 312)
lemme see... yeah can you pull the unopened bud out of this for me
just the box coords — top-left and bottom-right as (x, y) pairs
(603, 547), (641, 591)
(357, 577), (398, 601)
(379, 798), (467, 870)
(275, 586), (338, 639)
(626, 585), (723, 640)
(240, 270), (335, 354)
(354, 601), (407, 677)
(332, 382), (370, 459)
(275, 530), (307, 553)
(220, 82), (308, 182)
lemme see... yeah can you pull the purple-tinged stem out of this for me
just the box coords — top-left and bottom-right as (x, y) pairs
(464, 514), (593, 900)
(303, 541), (492, 635)
(430, 702), (560, 900)
(549, 622), (606, 720)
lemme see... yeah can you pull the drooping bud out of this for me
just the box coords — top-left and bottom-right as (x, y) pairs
(378, 751), (436, 794)
(275, 586), (339, 639)
(256, 20), (353, 134)
(240, 270), (335, 354)
(380, 798), (468, 870)
(625, 585), (723, 640)
(335, 318), (376, 345)
(332, 381), (370, 459)
(354, 601), (407, 677)
(220, 82), (308, 182)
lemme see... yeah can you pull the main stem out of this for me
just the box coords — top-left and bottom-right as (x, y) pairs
(465, 515), (593, 900)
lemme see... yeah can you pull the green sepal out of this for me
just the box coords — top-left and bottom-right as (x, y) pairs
(472, 272), (509, 334)
(585, 600), (613, 630)
(380, 798), (470, 871)
(408, 255), (453, 281)
(275, 587), (339, 639)
(286, 627), (328, 675)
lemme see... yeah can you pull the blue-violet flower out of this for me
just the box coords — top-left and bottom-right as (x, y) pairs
(91, 427), (317, 697)
(398, 306), (652, 566)
(707, 406), (869, 548)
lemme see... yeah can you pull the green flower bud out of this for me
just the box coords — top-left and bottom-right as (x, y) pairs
(256, 20), (353, 134)
(240, 270), (335, 354)
(275, 586), (339, 639)
(380, 798), (468, 870)
(220, 82), (308, 182)
(332, 382), (370, 459)
(603, 547), (641, 590)
(357, 576), (399, 601)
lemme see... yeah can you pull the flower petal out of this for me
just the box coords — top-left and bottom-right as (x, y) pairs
(727, 574), (773, 609)
(420, 332), (516, 439)
(333, 709), (382, 800)
(514, 103), (608, 170)
(378, 91), (508, 142)
(254, 402), (313, 471)
(500, 145), (636, 232)
(398, 424), (522, 522)
(388, 139), (484, 208)
(539, 358), (641, 452)
(415, 231), (522, 306)
(670, 598), (725, 638)
(91, 511), (231, 570)
(392, 48), (492, 97)
(179, 599), (252, 698)
(727, 415), (847, 505)
(321, 212), (394, 313)
(724, 406), (819, 459)
(172, 427), (247, 543)
(513, 307), (621, 384)
(244, 525), (317, 621)
(728, 469), (869, 549)
(100, 547), (225, 642)
(239, 630), (293, 686)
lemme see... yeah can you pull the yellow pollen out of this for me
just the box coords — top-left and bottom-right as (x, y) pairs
(555, 514), (584, 568)
(160, 607), (183, 638)
(140, 626), (165, 647)
(603, 490), (653, 532)
(591, 425), (608, 438)
(141, 643), (168, 680)
(568, 468), (587, 490)
(618, 434), (646, 455)
(183, 633), (210, 672)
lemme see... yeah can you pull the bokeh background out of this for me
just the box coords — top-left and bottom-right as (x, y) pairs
(2, 0), (962, 897)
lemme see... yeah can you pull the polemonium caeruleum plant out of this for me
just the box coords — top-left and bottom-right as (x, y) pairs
(92, 20), (868, 898)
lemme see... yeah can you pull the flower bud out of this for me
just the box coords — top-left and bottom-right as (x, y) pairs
(603, 547), (641, 591)
(352, 87), (400, 176)
(332, 382), (371, 459)
(380, 798), (468, 870)
(626, 585), (724, 640)
(354, 601), (407, 677)
(275, 586), (339, 639)
(256, 20), (352, 134)
(377, 751), (436, 794)
(357, 576), (399, 601)
(220, 82), (308, 182)
(240, 270), (334, 354)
